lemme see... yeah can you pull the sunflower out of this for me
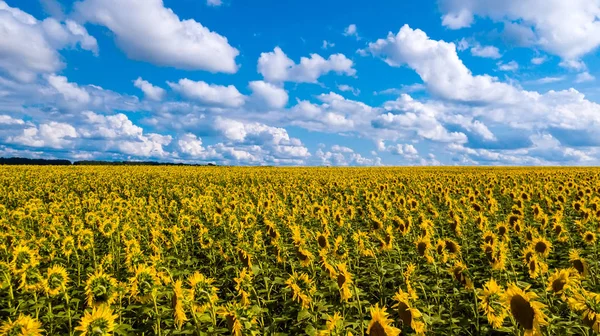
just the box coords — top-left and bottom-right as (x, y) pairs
(531, 237), (552, 258)
(582, 231), (597, 245)
(85, 269), (118, 307)
(129, 264), (161, 303)
(10, 245), (39, 274)
(237, 248), (252, 269)
(188, 271), (219, 314)
(75, 304), (118, 336)
(444, 239), (461, 259)
(392, 288), (426, 335)
(218, 303), (244, 336)
(478, 279), (507, 329)
(353, 231), (375, 258)
(0, 315), (43, 336)
(378, 225), (394, 251)
(318, 249), (337, 279)
(414, 236), (433, 263)
(546, 268), (579, 298)
(482, 231), (496, 245)
(527, 255), (548, 280)
(496, 223), (509, 240)
(366, 304), (400, 336)
(296, 246), (314, 267)
(317, 312), (344, 336)
(77, 229), (94, 251)
(285, 271), (316, 309)
(18, 267), (44, 293)
(61, 236), (76, 258)
(44, 264), (69, 296)
(234, 268), (253, 307)
(172, 279), (188, 330)
(333, 236), (347, 260)
(503, 283), (548, 336)
(449, 261), (473, 289)
(336, 262), (353, 302)
(569, 249), (588, 277)
(316, 231), (330, 250)
(567, 288), (600, 333)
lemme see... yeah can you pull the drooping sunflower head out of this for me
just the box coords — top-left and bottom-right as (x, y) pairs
(503, 283), (548, 335)
(477, 278), (507, 329)
(449, 261), (473, 289)
(85, 269), (119, 307)
(285, 271), (316, 309)
(392, 288), (426, 335)
(569, 249), (588, 277)
(188, 271), (219, 313)
(75, 304), (118, 336)
(367, 304), (401, 336)
(336, 262), (353, 302)
(237, 248), (252, 269)
(45, 264), (69, 296)
(77, 229), (94, 251)
(444, 239), (461, 256)
(0, 315), (43, 336)
(546, 268), (579, 296)
(296, 246), (314, 267)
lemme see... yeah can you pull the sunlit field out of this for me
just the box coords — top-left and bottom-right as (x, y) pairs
(1, 166), (599, 335)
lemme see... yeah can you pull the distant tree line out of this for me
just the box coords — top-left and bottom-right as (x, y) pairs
(0, 157), (216, 166)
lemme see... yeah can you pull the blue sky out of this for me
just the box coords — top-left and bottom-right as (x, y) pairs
(1, 0), (600, 165)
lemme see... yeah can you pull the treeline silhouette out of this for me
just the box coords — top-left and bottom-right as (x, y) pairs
(0, 157), (216, 166)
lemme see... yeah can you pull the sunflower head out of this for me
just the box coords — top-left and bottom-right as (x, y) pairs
(285, 271), (316, 309)
(569, 249), (588, 277)
(75, 304), (118, 336)
(449, 261), (473, 289)
(582, 231), (597, 245)
(0, 315), (43, 336)
(478, 278), (507, 329)
(366, 304), (400, 336)
(188, 271), (219, 313)
(532, 237), (552, 258)
(45, 264), (69, 296)
(503, 283), (548, 335)
(11, 245), (39, 274)
(547, 268), (579, 296)
(85, 269), (119, 307)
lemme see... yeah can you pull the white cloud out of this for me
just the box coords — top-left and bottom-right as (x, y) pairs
(178, 133), (205, 156)
(322, 40), (335, 49)
(497, 60), (519, 71)
(388, 143), (419, 158)
(258, 47), (356, 83)
(7, 121), (77, 148)
(168, 78), (245, 108)
(575, 72), (595, 83)
(343, 24), (358, 38)
(366, 25), (524, 104)
(80, 111), (143, 139)
(248, 80), (288, 109)
(75, 0), (239, 73)
(133, 77), (165, 101)
(213, 117), (310, 159)
(337, 84), (360, 96)
(526, 76), (565, 85)
(438, 0), (600, 64)
(471, 45), (501, 59)
(0, 1), (97, 82)
(331, 145), (354, 153)
(206, 0), (222, 6)
(531, 56), (547, 65)
(47, 74), (91, 105)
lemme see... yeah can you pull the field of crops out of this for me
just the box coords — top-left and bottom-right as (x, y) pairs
(1, 166), (599, 335)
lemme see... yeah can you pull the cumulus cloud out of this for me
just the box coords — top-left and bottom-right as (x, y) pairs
(133, 77), (165, 101)
(248, 80), (288, 109)
(438, 0), (600, 64)
(365, 25), (524, 104)
(343, 24), (359, 39)
(167, 78), (245, 108)
(74, 0), (239, 73)
(0, 1), (97, 82)
(471, 45), (501, 59)
(257, 47), (356, 83)
(7, 121), (77, 149)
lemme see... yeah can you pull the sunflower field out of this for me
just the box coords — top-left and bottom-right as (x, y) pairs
(1, 166), (600, 336)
